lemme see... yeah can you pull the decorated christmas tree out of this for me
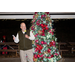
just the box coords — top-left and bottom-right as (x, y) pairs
(30, 12), (61, 62)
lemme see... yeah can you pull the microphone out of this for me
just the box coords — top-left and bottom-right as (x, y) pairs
(24, 30), (27, 35)
(25, 32), (27, 34)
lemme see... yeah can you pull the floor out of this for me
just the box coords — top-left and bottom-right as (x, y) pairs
(0, 58), (75, 62)
(64, 58), (75, 62)
(0, 52), (75, 62)
(0, 58), (21, 62)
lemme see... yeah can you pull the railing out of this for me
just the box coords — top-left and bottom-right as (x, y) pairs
(58, 42), (69, 57)
(68, 42), (75, 53)
(0, 42), (19, 56)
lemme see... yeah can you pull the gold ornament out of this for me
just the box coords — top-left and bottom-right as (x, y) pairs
(46, 16), (48, 20)
(38, 30), (43, 35)
(34, 58), (37, 62)
(50, 22), (52, 26)
(44, 51), (48, 54)
(35, 14), (38, 18)
(32, 40), (34, 44)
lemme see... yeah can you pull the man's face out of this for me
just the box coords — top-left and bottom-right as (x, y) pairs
(20, 23), (26, 31)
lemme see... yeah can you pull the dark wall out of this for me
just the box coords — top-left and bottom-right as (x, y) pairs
(53, 19), (75, 42)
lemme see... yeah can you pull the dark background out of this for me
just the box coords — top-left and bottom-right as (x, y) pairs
(0, 19), (75, 42)
(53, 19), (75, 42)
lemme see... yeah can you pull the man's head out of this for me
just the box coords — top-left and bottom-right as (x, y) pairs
(20, 22), (26, 32)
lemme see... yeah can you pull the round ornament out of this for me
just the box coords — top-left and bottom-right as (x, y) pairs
(38, 30), (43, 35)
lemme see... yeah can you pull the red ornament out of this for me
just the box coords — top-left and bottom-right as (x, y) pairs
(42, 29), (45, 33)
(41, 15), (44, 18)
(52, 32), (54, 35)
(40, 54), (43, 57)
(48, 56), (51, 59)
(38, 50), (41, 53)
(31, 26), (35, 30)
(41, 41), (47, 44)
(47, 49), (51, 53)
(41, 41), (44, 44)
(54, 53), (58, 56)
(43, 24), (46, 27)
(35, 40), (39, 43)
(42, 33), (45, 36)
(50, 41), (56, 47)
(35, 12), (37, 14)
(41, 24), (44, 28)
(36, 20), (40, 26)
(34, 33), (38, 37)
(39, 45), (43, 49)
(33, 15), (35, 18)
(52, 41), (55, 45)
(35, 48), (38, 52)
(49, 29), (54, 35)
(45, 26), (49, 30)
(51, 55), (54, 57)
(36, 22), (40, 25)
(50, 42), (53, 47)
(37, 54), (40, 58)
(44, 42), (47, 44)
(45, 12), (49, 14)
(34, 54), (37, 58)
(49, 30), (52, 33)
(41, 14), (46, 18)
(41, 24), (46, 28)
(36, 44), (43, 50)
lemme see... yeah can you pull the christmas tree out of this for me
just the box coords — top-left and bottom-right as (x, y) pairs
(31, 12), (61, 62)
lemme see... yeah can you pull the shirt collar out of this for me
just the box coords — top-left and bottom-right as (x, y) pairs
(22, 30), (26, 34)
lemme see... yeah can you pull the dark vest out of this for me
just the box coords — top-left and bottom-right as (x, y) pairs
(18, 30), (32, 50)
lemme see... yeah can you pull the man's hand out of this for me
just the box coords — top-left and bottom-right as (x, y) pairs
(13, 36), (15, 40)
(12, 35), (15, 40)
(25, 34), (29, 39)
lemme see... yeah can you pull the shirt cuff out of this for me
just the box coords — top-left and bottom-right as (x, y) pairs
(14, 38), (19, 43)
(29, 37), (35, 40)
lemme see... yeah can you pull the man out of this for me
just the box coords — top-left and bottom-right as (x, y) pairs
(13, 22), (35, 62)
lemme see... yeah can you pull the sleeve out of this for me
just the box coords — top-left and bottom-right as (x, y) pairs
(14, 33), (19, 43)
(29, 31), (35, 40)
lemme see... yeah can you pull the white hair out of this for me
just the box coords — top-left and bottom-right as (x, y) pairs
(20, 22), (26, 27)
